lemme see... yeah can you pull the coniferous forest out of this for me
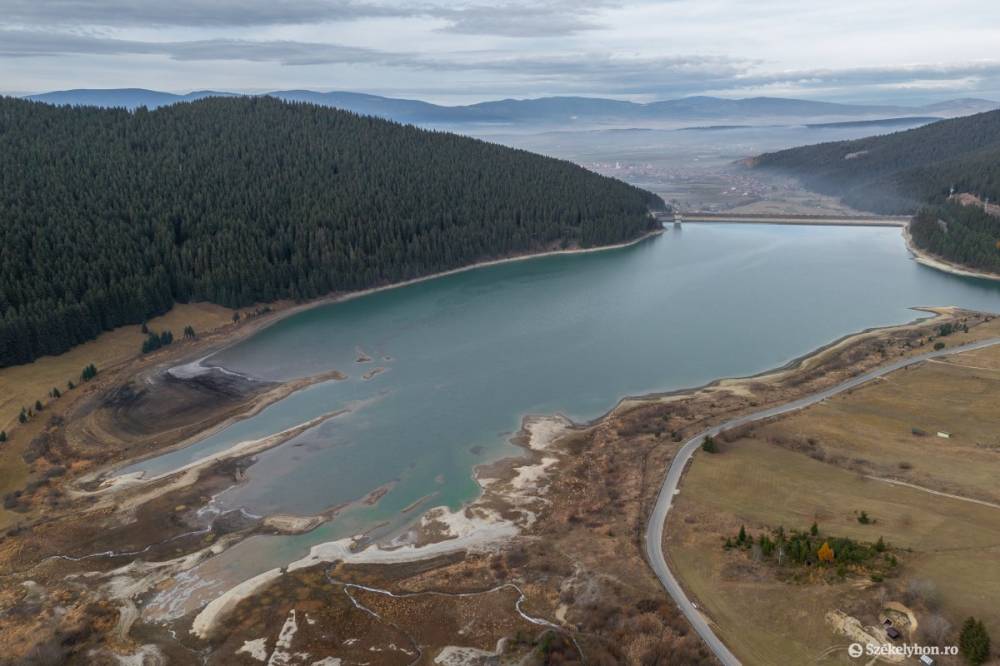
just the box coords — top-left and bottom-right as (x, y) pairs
(0, 96), (664, 367)
(754, 109), (1000, 272)
(909, 204), (1000, 274)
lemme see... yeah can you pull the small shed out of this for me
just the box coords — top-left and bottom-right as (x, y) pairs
(936, 431), (951, 439)
(886, 626), (902, 640)
(920, 655), (935, 666)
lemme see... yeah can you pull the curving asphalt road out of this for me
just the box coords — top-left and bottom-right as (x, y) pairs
(644, 335), (1000, 666)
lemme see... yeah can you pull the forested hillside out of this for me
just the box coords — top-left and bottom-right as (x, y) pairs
(754, 110), (1000, 273)
(0, 96), (663, 367)
(753, 109), (1000, 213)
(910, 205), (1000, 274)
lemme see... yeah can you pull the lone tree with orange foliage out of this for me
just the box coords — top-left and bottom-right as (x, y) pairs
(818, 541), (835, 563)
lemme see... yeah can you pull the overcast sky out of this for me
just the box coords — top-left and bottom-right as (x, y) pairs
(3, 0), (1000, 104)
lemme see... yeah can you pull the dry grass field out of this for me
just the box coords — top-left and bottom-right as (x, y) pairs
(0, 302), (235, 434)
(0, 302), (234, 522)
(665, 341), (1000, 665)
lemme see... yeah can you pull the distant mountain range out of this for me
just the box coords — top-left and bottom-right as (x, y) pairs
(21, 89), (1000, 127)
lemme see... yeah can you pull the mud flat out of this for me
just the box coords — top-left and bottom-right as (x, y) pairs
(189, 414), (573, 639)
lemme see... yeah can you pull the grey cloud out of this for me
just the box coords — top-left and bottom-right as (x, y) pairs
(1, 0), (405, 28)
(737, 62), (1000, 89)
(434, 2), (613, 37)
(3, 28), (999, 99)
(0, 29), (741, 80)
(0, 30), (393, 66)
(0, 29), (751, 93)
(1, 0), (616, 37)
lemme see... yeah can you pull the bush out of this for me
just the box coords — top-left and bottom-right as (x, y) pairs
(701, 435), (718, 453)
(904, 579), (942, 611)
(919, 613), (952, 646)
(934, 341), (946, 351)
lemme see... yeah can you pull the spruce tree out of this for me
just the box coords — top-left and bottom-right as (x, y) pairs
(960, 617), (991, 666)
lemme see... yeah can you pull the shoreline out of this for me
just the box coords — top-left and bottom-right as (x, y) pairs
(686, 213), (1000, 283)
(7, 297), (996, 660)
(188, 413), (570, 638)
(94, 407), (350, 493)
(181, 309), (977, 639)
(14, 226), (663, 505)
(0, 226), (664, 448)
(577, 306), (955, 428)
(188, 227), (667, 371)
(901, 223), (1000, 283)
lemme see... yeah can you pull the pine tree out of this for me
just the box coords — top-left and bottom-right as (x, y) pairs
(959, 617), (991, 666)
(0, 431), (7, 443)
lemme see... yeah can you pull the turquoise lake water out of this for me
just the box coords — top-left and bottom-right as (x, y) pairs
(125, 223), (1000, 571)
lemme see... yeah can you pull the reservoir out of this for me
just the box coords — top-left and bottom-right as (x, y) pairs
(124, 223), (1000, 565)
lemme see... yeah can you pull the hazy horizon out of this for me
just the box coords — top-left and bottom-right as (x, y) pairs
(9, 87), (1000, 110)
(3, 1), (1000, 105)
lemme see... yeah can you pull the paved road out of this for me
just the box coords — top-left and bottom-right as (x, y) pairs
(643, 335), (1000, 666)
